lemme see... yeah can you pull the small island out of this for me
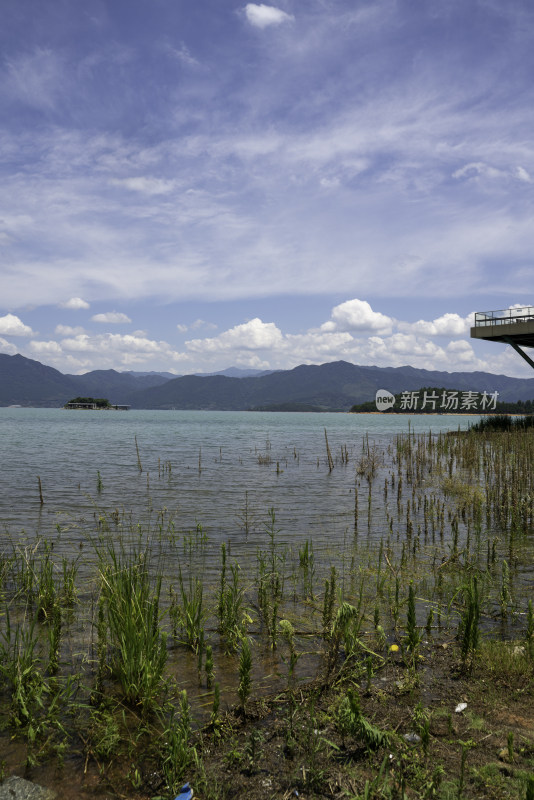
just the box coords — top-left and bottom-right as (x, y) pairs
(64, 396), (130, 410)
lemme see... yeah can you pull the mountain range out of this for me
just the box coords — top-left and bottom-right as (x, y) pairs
(1, 352), (534, 410)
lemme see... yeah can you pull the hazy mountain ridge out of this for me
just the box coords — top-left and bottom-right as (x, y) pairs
(1, 353), (534, 409)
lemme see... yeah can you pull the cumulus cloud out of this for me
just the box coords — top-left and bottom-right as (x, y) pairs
(60, 297), (90, 310)
(91, 312), (132, 324)
(11, 295), (519, 377)
(26, 332), (192, 373)
(244, 3), (294, 28)
(30, 340), (62, 355)
(187, 318), (283, 353)
(446, 340), (477, 363)
(0, 313), (34, 336)
(54, 324), (86, 336)
(0, 337), (18, 355)
(398, 312), (474, 338)
(321, 299), (393, 334)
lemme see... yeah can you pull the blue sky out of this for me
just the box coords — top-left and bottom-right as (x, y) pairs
(1, 0), (533, 377)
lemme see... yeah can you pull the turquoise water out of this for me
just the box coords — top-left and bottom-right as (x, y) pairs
(0, 408), (476, 557)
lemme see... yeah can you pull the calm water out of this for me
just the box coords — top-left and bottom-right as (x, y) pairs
(0, 408), (475, 550)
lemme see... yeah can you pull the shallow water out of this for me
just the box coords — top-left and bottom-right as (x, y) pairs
(3, 408), (532, 795)
(0, 408), (473, 540)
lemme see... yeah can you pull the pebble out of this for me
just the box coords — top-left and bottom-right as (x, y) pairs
(0, 777), (56, 800)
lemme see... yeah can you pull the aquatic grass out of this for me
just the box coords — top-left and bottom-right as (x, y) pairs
(2, 417), (534, 792)
(238, 637), (252, 712)
(217, 556), (249, 651)
(171, 566), (206, 653)
(96, 539), (168, 711)
(159, 690), (196, 794)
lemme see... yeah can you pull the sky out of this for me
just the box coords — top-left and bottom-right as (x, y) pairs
(1, 0), (533, 378)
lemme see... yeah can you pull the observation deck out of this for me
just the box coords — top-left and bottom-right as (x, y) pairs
(471, 306), (534, 369)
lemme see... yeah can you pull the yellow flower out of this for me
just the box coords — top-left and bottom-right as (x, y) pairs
(389, 644), (399, 653)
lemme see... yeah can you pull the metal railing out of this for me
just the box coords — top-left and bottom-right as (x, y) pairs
(474, 306), (534, 326)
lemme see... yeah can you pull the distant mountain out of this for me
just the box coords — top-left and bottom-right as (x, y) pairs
(124, 367), (273, 379)
(0, 353), (79, 406)
(1, 353), (534, 410)
(194, 367), (275, 378)
(128, 360), (534, 410)
(67, 369), (170, 398)
(0, 355), (172, 407)
(124, 370), (178, 380)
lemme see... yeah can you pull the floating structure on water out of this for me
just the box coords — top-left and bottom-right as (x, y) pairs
(471, 305), (534, 370)
(64, 397), (130, 410)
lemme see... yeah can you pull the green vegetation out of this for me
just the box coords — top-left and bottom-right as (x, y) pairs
(469, 413), (534, 432)
(0, 423), (533, 799)
(64, 396), (112, 408)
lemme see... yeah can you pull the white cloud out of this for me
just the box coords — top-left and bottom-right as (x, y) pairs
(0, 337), (18, 355)
(5, 48), (63, 111)
(91, 312), (132, 324)
(398, 312), (474, 338)
(164, 42), (201, 68)
(29, 340), (62, 355)
(0, 313), (34, 336)
(321, 299), (393, 335)
(516, 166), (532, 183)
(244, 4), (294, 28)
(13, 294), (532, 378)
(191, 319), (217, 331)
(54, 324), (86, 336)
(446, 340), (477, 364)
(60, 297), (90, 310)
(109, 177), (176, 195)
(177, 324), (188, 333)
(187, 318), (283, 352)
(25, 332), (193, 373)
(452, 162), (504, 181)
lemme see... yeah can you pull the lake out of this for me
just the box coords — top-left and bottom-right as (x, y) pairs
(0, 407), (475, 549)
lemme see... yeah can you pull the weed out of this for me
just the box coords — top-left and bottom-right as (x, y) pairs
(458, 576), (480, 669)
(205, 644), (214, 689)
(405, 582), (421, 661)
(172, 567), (206, 653)
(97, 541), (167, 710)
(238, 637), (252, 712)
(160, 691), (196, 795)
(336, 689), (388, 751)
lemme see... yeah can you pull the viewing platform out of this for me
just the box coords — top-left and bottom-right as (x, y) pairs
(471, 306), (534, 369)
